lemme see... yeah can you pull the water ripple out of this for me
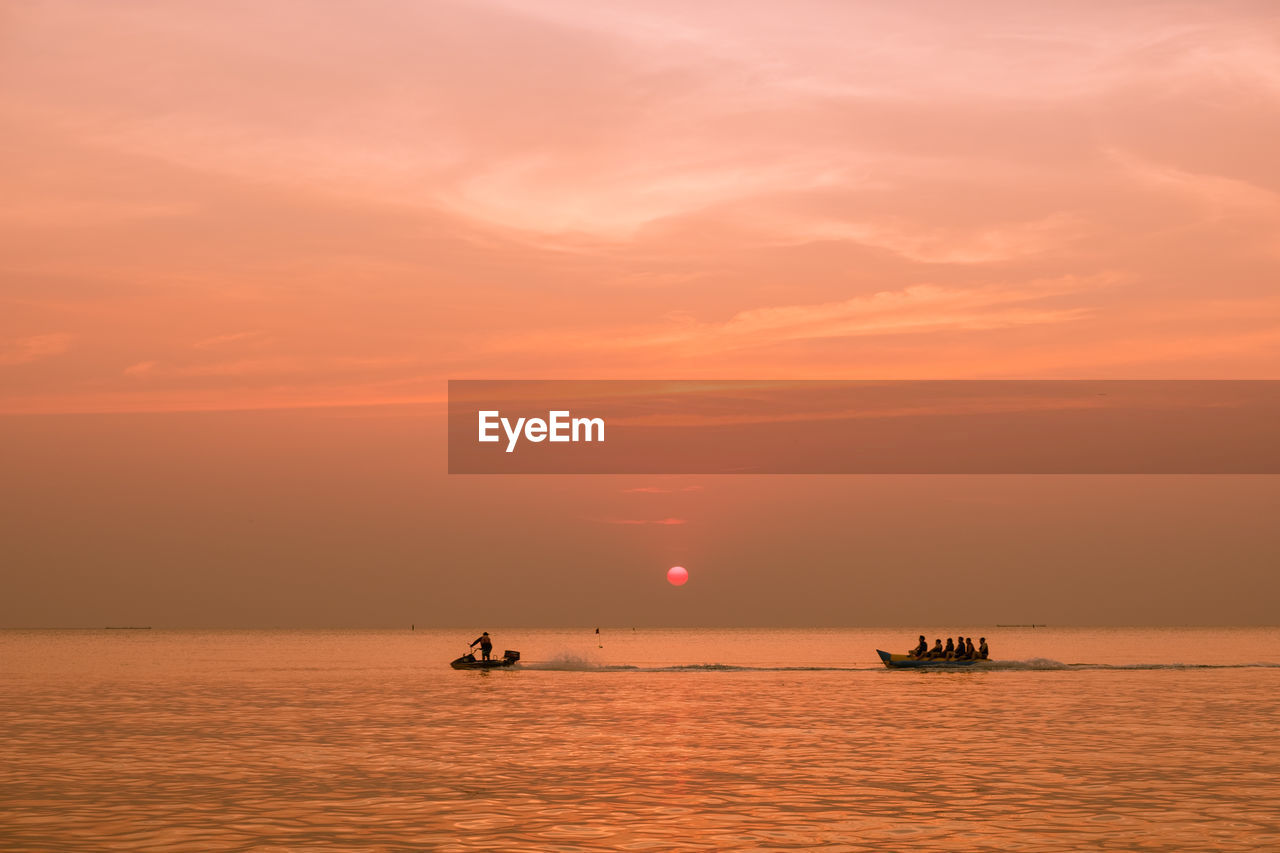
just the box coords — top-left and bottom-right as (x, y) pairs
(2, 630), (1279, 851)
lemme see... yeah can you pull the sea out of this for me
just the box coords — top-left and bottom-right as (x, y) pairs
(2, 627), (1278, 852)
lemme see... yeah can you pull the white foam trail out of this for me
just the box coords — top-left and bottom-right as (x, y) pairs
(880, 659), (1280, 672)
(981, 657), (1070, 670)
(516, 657), (1280, 673)
(517, 652), (609, 671)
(521, 659), (879, 672)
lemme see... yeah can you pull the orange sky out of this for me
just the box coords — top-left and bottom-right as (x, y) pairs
(4, 1), (1279, 414)
(2, 2), (1278, 626)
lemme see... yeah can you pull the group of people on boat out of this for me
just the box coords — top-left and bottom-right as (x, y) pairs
(908, 634), (988, 660)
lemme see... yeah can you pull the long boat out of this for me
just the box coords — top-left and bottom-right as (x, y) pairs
(877, 649), (990, 669)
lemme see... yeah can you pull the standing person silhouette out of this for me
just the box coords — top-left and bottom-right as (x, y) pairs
(470, 631), (493, 661)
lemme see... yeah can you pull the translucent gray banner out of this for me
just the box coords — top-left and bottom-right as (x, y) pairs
(448, 380), (1280, 474)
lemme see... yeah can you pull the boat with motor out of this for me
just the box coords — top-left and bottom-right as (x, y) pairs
(877, 649), (990, 669)
(450, 649), (521, 670)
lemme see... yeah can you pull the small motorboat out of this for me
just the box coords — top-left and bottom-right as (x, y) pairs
(450, 649), (520, 670)
(877, 649), (990, 669)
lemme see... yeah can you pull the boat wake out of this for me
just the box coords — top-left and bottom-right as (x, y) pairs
(968, 659), (1280, 671)
(517, 653), (631, 671)
(519, 663), (867, 672)
(517, 653), (860, 672)
(515, 653), (1280, 673)
(1063, 661), (1280, 671)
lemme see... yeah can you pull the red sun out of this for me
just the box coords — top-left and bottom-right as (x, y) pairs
(667, 566), (689, 586)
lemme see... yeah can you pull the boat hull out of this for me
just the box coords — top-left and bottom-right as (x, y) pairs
(450, 650), (520, 670)
(877, 649), (989, 669)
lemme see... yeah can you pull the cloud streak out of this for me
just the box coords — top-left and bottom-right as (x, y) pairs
(621, 486), (704, 494)
(490, 277), (1108, 364)
(596, 517), (688, 525)
(0, 334), (72, 366)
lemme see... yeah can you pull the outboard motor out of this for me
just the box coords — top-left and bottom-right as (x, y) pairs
(503, 650), (521, 663)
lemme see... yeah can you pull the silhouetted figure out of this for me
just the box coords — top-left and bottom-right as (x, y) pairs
(927, 639), (944, 659)
(909, 635), (928, 658)
(943, 637), (955, 659)
(470, 631), (493, 661)
(965, 637), (975, 659)
(978, 637), (989, 659)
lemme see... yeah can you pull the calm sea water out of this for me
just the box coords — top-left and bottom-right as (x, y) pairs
(2, 627), (1278, 852)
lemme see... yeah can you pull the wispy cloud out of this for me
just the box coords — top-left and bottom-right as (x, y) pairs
(779, 213), (1087, 264)
(1106, 148), (1280, 219)
(122, 360), (157, 376)
(122, 356), (416, 379)
(0, 333), (72, 366)
(621, 485), (704, 493)
(493, 276), (1109, 362)
(706, 280), (1096, 344)
(597, 517), (688, 525)
(192, 330), (269, 350)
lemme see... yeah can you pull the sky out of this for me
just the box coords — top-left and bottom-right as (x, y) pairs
(2, 1), (1278, 626)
